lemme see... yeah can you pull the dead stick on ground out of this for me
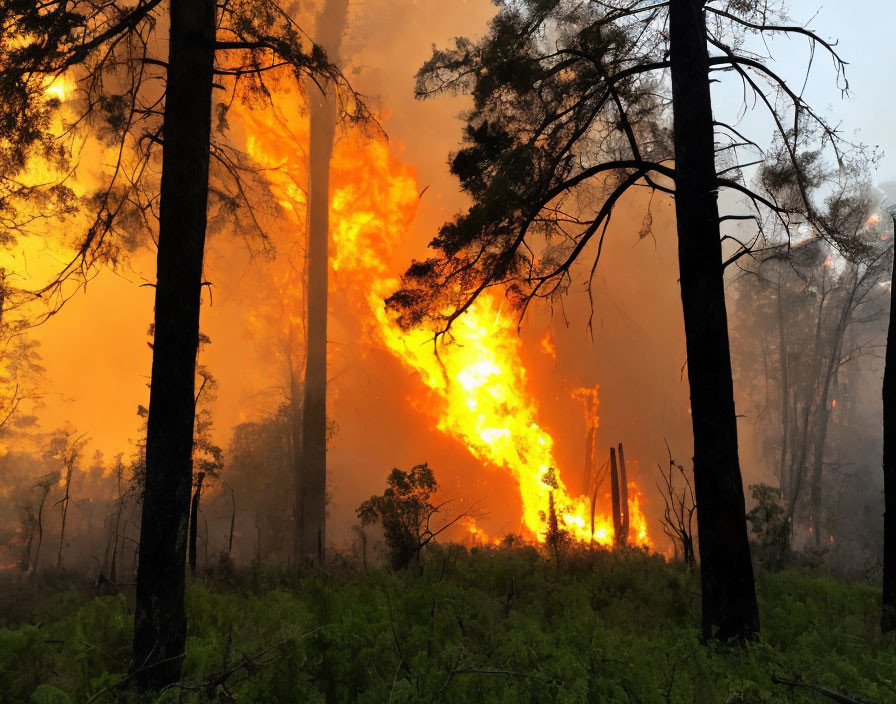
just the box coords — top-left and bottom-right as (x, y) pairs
(771, 675), (878, 704)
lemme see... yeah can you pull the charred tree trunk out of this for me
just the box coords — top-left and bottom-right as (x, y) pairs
(618, 443), (630, 546)
(669, 0), (759, 641)
(298, 0), (349, 566)
(188, 472), (206, 575)
(610, 447), (622, 548)
(130, 0), (216, 688)
(882, 218), (896, 634)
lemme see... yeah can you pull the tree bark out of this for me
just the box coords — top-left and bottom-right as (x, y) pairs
(298, 0), (349, 566)
(882, 219), (896, 633)
(668, 0), (759, 640)
(130, 0), (216, 688)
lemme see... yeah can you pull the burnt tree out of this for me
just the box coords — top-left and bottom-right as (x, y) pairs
(617, 442), (630, 545)
(609, 447), (622, 547)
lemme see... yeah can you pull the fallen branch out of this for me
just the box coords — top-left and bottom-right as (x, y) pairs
(771, 675), (879, 704)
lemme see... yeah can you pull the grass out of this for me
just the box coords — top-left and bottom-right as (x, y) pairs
(0, 545), (893, 703)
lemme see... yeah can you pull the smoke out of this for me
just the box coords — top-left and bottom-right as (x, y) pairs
(4, 0), (885, 573)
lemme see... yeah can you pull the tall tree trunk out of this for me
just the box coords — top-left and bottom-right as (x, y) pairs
(188, 472), (206, 575)
(881, 220), (896, 633)
(609, 447), (622, 547)
(298, 0), (349, 566)
(130, 0), (216, 688)
(668, 0), (759, 641)
(618, 443), (630, 546)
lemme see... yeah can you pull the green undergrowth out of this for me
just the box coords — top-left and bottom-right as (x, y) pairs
(0, 546), (893, 703)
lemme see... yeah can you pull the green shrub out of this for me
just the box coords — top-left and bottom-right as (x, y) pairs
(0, 548), (892, 703)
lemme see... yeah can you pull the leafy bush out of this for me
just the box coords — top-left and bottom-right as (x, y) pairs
(356, 463), (444, 569)
(747, 484), (792, 571)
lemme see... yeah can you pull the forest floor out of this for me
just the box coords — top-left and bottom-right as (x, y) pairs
(0, 545), (893, 703)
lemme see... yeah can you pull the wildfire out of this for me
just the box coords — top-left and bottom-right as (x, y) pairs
(239, 88), (651, 548)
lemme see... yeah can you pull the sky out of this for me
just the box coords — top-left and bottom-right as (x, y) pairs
(712, 0), (896, 185)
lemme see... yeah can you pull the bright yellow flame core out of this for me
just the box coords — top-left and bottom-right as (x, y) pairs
(243, 100), (651, 548)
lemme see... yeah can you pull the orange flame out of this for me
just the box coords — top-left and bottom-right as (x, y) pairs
(238, 89), (651, 548)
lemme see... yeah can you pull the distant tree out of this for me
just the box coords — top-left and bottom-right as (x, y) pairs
(45, 430), (87, 570)
(746, 484), (791, 571)
(732, 155), (891, 547)
(227, 406), (294, 563)
(20, 475), (54, 573)
(388, 0), (851, 641)
(188, 351), (223, 576)
(357, 464), (475, 570)
(297, 0), (351, 569)
(104, 453), (133, 583)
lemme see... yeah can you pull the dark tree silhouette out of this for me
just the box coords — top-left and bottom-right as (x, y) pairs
(388, 0), (850, 640)
(882, 207), (896, 633)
